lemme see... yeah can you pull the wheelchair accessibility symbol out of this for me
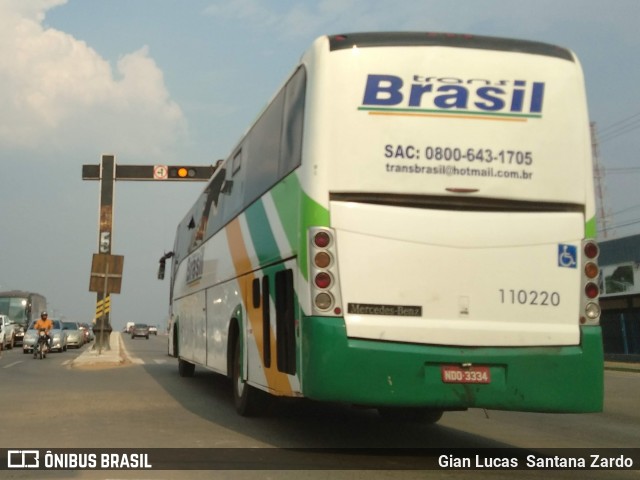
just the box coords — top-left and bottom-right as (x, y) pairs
(558, 244), (577, 268)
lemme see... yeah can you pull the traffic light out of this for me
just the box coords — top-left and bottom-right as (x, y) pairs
(167, 165), (215, 180)
(83, 161), (217, 182)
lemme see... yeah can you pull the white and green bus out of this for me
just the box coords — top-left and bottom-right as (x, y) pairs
(166, 32), (603, 421)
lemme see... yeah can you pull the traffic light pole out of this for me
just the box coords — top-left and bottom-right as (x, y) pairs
(83, 155), (215, 353)
(94, 155), (115, 351)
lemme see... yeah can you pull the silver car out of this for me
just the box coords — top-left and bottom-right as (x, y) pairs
(23, 319), (68, 353)
(79, 323), (95, 343)
(63, 321), (85, 348)
(131, 323), (150, 339)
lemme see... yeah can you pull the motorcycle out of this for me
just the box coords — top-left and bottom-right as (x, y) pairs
(34, 330), (48, 359)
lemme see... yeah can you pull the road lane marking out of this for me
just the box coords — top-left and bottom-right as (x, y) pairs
(3, 361), (23, 368)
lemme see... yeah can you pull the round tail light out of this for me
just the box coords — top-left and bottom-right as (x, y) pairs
(585, 302), (601, 319)
(315, 293), (333, 310)
(314, 232), (331, 248)
(584, 262), (599, 279)
(314, 272), (332, 289)
(585, 282), (599, 299)
(314, 252), (331, 268)
(584, 242), (599, 259)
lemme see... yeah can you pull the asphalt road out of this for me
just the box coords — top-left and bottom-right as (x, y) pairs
(0, 335), (638, 479)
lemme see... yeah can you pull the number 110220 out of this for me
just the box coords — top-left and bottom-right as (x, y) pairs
(499, 289), (561, 307)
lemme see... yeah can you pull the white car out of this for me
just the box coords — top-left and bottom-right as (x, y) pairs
(0, 317), (6, 350)
(0, 314), (16, 350)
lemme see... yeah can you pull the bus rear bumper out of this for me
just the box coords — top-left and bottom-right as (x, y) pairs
(300, 317), (604, 413)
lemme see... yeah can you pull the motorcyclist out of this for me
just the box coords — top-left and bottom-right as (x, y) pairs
(33, 311), (53, 350)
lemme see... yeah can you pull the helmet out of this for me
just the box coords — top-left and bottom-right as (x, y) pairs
(41, 311), (48, 318)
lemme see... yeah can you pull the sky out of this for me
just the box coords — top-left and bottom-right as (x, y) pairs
(0, 0), (639, 329)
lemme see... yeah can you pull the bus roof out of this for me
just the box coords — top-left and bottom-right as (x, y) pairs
(0, 290), (45, 297)
(327, 32), (574, 62)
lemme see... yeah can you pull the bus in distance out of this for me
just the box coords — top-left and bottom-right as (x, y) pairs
(164, 32), (603, 421)
(0, 290), (47, 345)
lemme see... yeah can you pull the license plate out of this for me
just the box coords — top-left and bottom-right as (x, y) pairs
(441, 365), (491, 384)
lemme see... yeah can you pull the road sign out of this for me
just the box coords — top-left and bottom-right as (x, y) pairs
(153, 165), (168, 180)
(89, 254), (124, 294)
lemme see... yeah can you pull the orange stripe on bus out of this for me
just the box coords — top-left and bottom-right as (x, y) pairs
(226, 219), (293, 396)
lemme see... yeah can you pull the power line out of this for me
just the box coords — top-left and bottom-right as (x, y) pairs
(600, 217), (640, 233)
(604, 166), (640, 174)
(599, 111), (640, 135)
(598, 111), (640, 144)
(600, 123), (640, 143)
(608, 203), (640, 217)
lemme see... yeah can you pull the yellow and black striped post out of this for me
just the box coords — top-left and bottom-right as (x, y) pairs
(95, 295), (111, 319)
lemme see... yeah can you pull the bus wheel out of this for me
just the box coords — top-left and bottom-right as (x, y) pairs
(178, 358), (195, 377)
(232, 335), (268, 416)
(377, 407), (443, 424)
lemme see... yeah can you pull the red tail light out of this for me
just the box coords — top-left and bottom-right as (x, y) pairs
(315, 272), (332, 289)
(314, 232), (331, 248)
(585, 282), (599, 299)
(584, 242), (599, 259)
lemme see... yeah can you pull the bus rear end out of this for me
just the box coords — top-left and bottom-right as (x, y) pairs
(299, 33), (603, 414)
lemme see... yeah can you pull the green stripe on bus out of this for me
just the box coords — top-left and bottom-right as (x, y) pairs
(245, 200), (282, 266)
(271, 173), (329, 281)
(270, 175), (300, 249)
(585, 216), (597, 239)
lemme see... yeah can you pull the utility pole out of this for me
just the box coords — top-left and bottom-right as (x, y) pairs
(591, 122), (609, 239)
(91, 155), (116, 351)
(82, 154), (215, 353)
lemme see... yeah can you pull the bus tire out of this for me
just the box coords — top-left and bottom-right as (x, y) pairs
(377, 407), (443, 424)
(178, 358), (195, 377)
(170, 325), (179, 358)
(232, 335), (268, 417)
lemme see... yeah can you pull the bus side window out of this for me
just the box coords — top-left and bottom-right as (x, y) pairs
(232, 149), (242, 176)
(275, 269), (296, 375)
(252, 278), (260, 309)
(279, 66), (306, 177)
(244, 89), (284, 207)
(200, 168), (227, 240)
(262, 276), (271, 368)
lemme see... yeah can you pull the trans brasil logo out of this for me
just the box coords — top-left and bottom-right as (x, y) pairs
(359, 74), (545, 122)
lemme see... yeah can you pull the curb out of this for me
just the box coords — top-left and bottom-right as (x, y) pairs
(70, 331), (129, 368)
(604, 362), (640, 373)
